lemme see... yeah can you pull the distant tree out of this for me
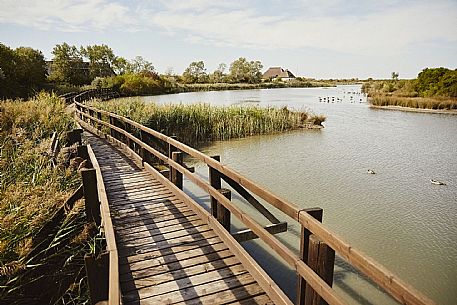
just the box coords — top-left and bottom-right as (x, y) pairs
(0, 43), (17, 98)
(228, 57), (263, 83)
(391, 72), (399, 81)
(80, 44), (116, 79)
(182, 61), (208, 83)
(110, 56), (129, 75)
(15, 47), (46, 89)
(416, 67), (457, 97)
(209, 63), (227, 83)
(49, 43), (89, 85)
(127, 56), (155, 74)
(0, 43), (46, 98)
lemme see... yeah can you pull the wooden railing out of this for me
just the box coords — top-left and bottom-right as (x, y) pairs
(74, 101), (435, 305)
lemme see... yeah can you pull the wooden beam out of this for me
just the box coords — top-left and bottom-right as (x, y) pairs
(232, 222), (287, 243)
(219, 171), (280, 224)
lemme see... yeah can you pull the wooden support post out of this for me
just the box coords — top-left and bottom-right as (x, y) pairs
(84, 252), (109, 305)
(296, 208), (323, 305)
(124, 121), (132, 149)
(81, 168), (101, 226)
(140, 130), (147, 164)
(304, 235), (335, 305)
(209, 155), (221, 218)
(96, 112), (102, 131)
(217, 188), (231, 231)
(77, 145), (89, 160)
(168, 135), (178, 177)
(171, 151), (183, 189)
(109, 116), (115, 139)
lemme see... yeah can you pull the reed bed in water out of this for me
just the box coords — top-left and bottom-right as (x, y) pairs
(370, 95), (457, 110)
(88, 98), (325, 145)
(0, 93), (100, 304)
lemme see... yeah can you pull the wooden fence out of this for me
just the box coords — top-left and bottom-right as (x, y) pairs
(74, 101), (435, 305)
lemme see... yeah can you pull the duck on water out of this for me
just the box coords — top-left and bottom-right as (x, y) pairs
(430, 179), (446, 185)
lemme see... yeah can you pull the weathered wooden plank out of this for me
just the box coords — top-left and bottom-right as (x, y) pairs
(113, 210), (197, 232)
(123, 265), (251, 304)
(120, 236), (223, 266)
(173, 283), (268, 305)
(117, 229), (218, 258)
(225, 293), (274, 305)
(116, 224), (211, 249)
(110, 200), (187, 220)
(122, 257), (241, 293)
(120, 248), (236, 284)
(116, 218), (205, 243)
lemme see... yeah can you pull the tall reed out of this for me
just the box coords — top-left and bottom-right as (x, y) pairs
(88, 99), (325, 146)
(0, 93), (97, 304)
(370, 95), (457, 110)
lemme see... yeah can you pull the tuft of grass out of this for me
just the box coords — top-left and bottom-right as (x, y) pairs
(88, 98), (325, 146)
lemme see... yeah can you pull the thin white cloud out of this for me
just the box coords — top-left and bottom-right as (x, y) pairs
(1, 0), (456, 56)
(0, 0), (134, 31)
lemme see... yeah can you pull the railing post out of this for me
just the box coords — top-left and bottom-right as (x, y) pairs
(304, 235), (335, 305)
(109, 116), (116, 139)
(217, 188), (231, 231)
(96, 111), (102, 131)
(297, 208), (323, 305)
(81, 168), (101, 226)
(171, 151), (183, 189)
(168, 135), (178, 176)
(84, 251), (109, 304)
(209, 155), (221, 218)
(124, 121), (132, 149)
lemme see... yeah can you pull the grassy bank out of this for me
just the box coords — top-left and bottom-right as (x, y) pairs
(370, 95), (457, 110)
(0, 93), (98, 304)
(88, 99), (325, 146)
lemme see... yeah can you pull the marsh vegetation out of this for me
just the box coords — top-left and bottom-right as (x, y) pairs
(0, 93), (99, 304)
(88, 99), (325, 146)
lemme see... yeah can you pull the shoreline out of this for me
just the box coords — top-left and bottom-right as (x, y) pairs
(370, 105), (457, 115)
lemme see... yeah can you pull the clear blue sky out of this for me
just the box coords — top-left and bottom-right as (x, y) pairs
(1, 0), (456, 79)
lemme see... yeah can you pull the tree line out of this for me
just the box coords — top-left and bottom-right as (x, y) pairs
(0, 42), (265, 99)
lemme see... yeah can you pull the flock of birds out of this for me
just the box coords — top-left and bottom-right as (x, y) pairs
(318, 91), (367, 104)
(366, 169), (447, 185)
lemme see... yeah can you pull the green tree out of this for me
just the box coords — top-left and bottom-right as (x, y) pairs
(112, 56), (129, 75)
(127, 56), (155, 74)
(182, 61), (208, 83)
(209, 63), (227, 83)
(49, 43), (89, 85)
(0, 43), (17, 98)
(228, 57), (263, 83)
(80, 44), (115, 79)
(0, 43), (46, 98)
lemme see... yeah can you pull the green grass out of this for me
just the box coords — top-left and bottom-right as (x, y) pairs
(88, 98), (325, 146)
(0, 92), (99, 304)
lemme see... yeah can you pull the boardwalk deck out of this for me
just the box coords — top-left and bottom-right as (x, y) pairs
(86, 133), (274, 305)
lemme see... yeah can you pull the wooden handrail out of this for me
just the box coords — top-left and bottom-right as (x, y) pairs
(75, 102), (435, 305)
(86, 144), (120, 305)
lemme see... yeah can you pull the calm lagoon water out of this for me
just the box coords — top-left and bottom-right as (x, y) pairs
(118, 86), (457, 304)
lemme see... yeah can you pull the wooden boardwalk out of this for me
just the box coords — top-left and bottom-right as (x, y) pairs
(86, 133), (274, 305)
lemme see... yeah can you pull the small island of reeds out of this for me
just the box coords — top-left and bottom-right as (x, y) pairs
(87, 99), (326, 146)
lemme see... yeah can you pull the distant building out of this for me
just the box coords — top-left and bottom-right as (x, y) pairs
(262, 67), (296, 81)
